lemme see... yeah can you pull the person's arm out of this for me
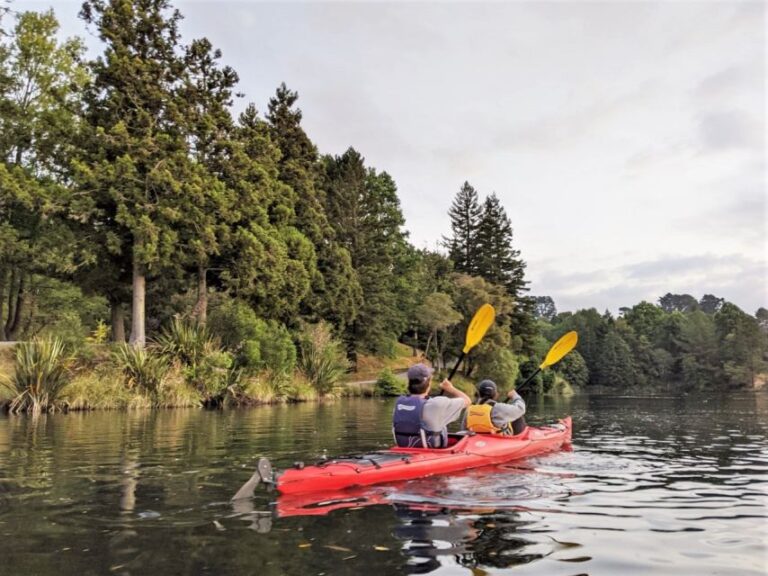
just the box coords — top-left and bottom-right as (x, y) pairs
(494, 390), (525, 421)
(439, 379), (471, 407)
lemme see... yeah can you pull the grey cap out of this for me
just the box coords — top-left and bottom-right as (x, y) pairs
(407, 363), (434, 381)
(477, 379), (497, 397)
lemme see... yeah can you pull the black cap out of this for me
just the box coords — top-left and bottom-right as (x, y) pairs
(477, 379), (497, 397)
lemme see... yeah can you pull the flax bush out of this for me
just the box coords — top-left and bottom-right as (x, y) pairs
(113, 343), (170, 395)
(1, 338), (71, 414)
(297, 322), (349, 395)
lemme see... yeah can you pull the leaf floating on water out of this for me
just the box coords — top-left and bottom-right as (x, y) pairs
(298, 543), (312, 548)
(373, 546), (389, 551)
(325, 545), (353, 552)
(547, 536), (582, 549)
(556, 556), (592, 563)
(213, 520), (225, 532)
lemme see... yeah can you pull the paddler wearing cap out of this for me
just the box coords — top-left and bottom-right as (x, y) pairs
(464, 379), (527, 436)
(392, 363), (471, 449)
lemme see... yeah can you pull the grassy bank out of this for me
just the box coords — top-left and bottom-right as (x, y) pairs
(0, 343), (368, 411)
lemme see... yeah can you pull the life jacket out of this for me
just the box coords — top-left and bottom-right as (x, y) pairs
(392, 396), (445, 448)
(466, 399), (513, 435)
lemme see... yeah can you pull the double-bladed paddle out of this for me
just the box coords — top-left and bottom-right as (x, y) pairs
(516, 330), (578, 393)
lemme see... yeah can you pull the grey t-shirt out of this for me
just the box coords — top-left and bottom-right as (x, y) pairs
(489, 397), (526, 431)
(421, 396), (467, 433)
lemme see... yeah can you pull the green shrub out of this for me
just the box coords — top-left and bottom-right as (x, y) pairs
(374, 368), (406, 396)
(208, 299), (263, 349)
(65, 367), (152, 410)
(297, 322), (350, 395)
(1, 338), (71, 414)
(257, 324), (296, 373)
(183, 349), (238, 399)
(556, 350), (589, 389)
(516, 359), (542, 393)
(113, 344), (170, 395)
(208, 300), (296, 374)
(475, 348), (519, 390)
(86, 320), (110, 344)
(281, 373), (319, 402)
(546, 374), (575, 397)
(541, 368), (556, 393)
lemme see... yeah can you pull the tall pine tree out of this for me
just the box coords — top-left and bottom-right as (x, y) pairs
(476, 193), (526, 293)
(445, 181), (482, 276)
(266, 84), (360, 331)
(176, 37), (239, 324)
(324, 148), (409, 355)
(76, 0), (190, 347)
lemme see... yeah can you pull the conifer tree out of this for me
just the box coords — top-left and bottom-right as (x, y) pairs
(177, 37), (239, 324)
(445, 181), (482, 276)
(476, 193), (526, 294)
(76, 0), (190, 347)
(214, 104), (314, 323)
(474, 192), (535, 353)
(266, 84), (360, 331)
(324, 148), (409, 354)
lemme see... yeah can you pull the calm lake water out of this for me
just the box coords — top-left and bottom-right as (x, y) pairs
(1, 392), (766, 575)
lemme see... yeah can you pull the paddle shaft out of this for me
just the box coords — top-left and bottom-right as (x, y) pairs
(447, 352), (465, 382)
(436, 351), (465, 396)
(516, 366), (542, 394)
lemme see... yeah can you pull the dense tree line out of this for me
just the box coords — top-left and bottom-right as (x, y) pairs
(0, 3), (765, 393)
(0, 3), (408, 357)
(534, 294), (768, 390)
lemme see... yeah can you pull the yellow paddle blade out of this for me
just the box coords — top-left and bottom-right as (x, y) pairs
(462, 304), (496, 354)
(540, 331), (578, 369)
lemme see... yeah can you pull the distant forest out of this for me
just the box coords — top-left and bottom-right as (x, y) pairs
(1, 2), (766, 392)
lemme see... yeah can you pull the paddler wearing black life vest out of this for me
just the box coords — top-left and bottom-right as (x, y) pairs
(392, 363), (471, 448)
(464, 379), (527, 435)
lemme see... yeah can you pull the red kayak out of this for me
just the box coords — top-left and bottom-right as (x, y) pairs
(234, 417), (572, 498)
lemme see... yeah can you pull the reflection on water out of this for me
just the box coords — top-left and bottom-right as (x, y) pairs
(0, 393), (767, 575)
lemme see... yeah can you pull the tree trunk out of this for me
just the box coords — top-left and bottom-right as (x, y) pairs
(21, 276), (37, 338)
(7, 273), (27, 341)
(129, 257), (146, 348)
(0, 268), (7, 341)
(423, 330), (434, 363)
(5, 268), (17, 336)
(412, 328), (418, 357)
(111, 301), (126, 343)
(192, 264), (207, 325)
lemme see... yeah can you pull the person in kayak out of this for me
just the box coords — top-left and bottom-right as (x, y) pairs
(464, 379), (527, 435)
(392, 363), (471, 448)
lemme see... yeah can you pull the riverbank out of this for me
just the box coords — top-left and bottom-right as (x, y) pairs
(0, 341), (427, 412)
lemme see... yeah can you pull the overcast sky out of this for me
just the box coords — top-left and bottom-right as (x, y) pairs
(38, 1), (767, 314)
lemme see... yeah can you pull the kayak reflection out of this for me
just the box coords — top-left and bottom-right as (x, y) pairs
(394, 505), (542, 574)
(266, 462), (575, 573)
